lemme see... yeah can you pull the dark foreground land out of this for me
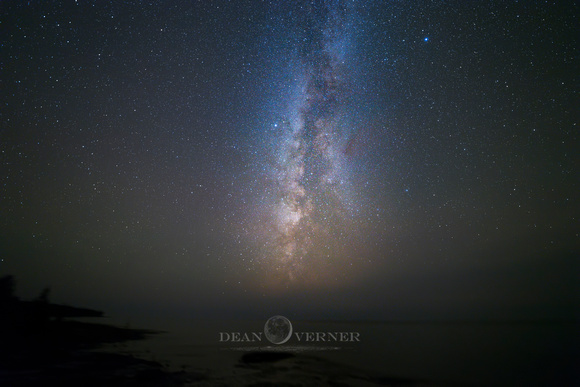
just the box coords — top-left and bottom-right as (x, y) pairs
(0, 317), (205, 387)
(0, 278), (204, 387)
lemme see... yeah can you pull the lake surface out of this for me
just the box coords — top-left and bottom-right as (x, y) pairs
(97, 317), (579, 386)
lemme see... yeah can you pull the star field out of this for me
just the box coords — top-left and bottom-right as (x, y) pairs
(1, 1), (577, 319)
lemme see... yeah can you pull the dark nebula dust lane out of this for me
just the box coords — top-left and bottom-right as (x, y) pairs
(255, 1), (365, 285)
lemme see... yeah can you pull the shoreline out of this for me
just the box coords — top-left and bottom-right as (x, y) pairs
(0, 319), (200, 386)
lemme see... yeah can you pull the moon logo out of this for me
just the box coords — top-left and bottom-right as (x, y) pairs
(263, 315), (293, 345)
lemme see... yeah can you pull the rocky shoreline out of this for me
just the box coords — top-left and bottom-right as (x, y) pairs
(0, 319), (205, 386)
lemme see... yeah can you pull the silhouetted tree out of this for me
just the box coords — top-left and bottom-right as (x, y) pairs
(0, 275), (19, 329)
(0, 275), (17, 303)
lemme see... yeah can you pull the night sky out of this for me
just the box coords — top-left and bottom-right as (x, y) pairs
(2, 1), (577, 321)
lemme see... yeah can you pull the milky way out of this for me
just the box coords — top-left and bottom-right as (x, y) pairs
(2, 0), (575, 322)
(259, 1), (362, 285)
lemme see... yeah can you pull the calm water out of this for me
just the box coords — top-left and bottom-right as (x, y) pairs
(97, 317), (579, 386)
